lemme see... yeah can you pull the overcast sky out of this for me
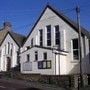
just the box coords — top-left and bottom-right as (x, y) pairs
(0, 0), (90, 35)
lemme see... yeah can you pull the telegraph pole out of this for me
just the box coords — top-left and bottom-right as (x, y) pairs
(76, 6), (83, 87)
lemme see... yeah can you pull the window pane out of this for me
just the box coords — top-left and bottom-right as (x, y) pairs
(47, 61), (51, 68)
(56, 39), (60, 45)
(40, 42), (43, 46)
(39, 29), (43, 46)
(56, 33), (60, 38)
(55, 25), (59, 32)
(27, 54), (30, 62)
(38, 61), (43, 69)
(35, 51), (38, 61)
(40, 36), (42, 41)
(72, 38), (79, 60)
(73, 50), (79, 60)
(47, 25), (51, 46)
(47, 40), (51, 46)
(47, 33), (51, 39)
(47, 25), (51, 32)
(11, 49), (12, 56)
(55, 25), (60, 45)
(5, 45), (6, 54)
(73, 39), (78, 49)
(43, 61), (46, 68)
(8, 42), (10, 54)
(43, 52), (47, 60)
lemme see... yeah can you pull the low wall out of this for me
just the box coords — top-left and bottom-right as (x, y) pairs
(0, 72), (88, 88)
(39, 75), (74, 88)
(0, 72), (75, 88)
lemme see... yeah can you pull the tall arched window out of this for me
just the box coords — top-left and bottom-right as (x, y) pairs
(8, 42), (10, 54)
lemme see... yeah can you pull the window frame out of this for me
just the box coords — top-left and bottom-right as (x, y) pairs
(55, 25), (60, 45)
(35, 51), (38, 61)
(38, 60), (51, 69)
(10, 43), (13, 56)
(5, 45), (6, 54)
(26, 54), (30, 62)
(72, 38), (79, 60)
(8, 42), (10, 54)
(46, 25), (51, 46)
(39, 29), (43, 46)
(43, 52), (47, 60)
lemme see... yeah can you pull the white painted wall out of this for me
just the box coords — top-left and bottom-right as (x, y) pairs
(0, 34), (19, 71)
(20, 47), (67, 75)
(20, 7), (90, 75)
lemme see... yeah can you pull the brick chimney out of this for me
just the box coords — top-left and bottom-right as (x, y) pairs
(3, 22), (12, 31)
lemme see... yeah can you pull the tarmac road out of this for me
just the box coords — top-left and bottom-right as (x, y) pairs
(0, 81), (41, 90)
(0, 78), (66, 90)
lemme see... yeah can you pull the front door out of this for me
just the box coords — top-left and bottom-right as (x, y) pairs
(7, 57), (11, 71)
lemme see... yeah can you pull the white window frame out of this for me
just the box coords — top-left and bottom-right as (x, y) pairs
(72, 38), (79, 60)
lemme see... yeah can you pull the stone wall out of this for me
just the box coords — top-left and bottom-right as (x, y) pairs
(39, 75), (74, 88)
(0, 72), (75, 88)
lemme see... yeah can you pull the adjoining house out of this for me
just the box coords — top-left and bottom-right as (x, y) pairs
(20, 5), (90, 77)
(0, 22), (26, 71)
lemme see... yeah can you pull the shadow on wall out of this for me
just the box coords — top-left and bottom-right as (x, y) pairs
(69, 53), (90, 74)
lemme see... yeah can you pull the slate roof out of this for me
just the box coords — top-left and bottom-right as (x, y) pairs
(0, 28), (26, 47)
(24, 5), (90, 45)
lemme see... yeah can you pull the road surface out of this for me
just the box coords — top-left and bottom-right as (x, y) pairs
(0, 78), (67, 90)
(0, 80), (41, 90)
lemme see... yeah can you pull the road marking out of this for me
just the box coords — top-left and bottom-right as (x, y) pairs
(0, 86), (6, 88)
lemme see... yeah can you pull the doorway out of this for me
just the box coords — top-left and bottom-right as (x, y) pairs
(7, 57), (11, 71)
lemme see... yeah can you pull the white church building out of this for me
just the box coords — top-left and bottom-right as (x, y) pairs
(20, 5), (90, 75)
(0, 22), (26, 71)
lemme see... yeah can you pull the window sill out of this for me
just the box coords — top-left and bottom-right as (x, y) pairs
(38, 68), (51, 69)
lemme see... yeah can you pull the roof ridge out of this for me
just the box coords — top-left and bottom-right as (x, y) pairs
(9, 30), (26, 38)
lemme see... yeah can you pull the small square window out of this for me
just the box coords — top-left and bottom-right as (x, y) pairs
(35, 51), (38, 61)
(43, 52), (47, 60)
(43, 61), (46, 68)
(27, 54), (30, 62)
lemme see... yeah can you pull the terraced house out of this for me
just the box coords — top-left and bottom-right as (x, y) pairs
(20, 5), (90, 77)
(0, 22), (26, 71)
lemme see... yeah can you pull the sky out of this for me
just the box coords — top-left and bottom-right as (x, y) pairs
(0, 0), (90, 36)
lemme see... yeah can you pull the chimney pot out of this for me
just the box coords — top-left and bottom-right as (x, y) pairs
(3, 22), (12, 31)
